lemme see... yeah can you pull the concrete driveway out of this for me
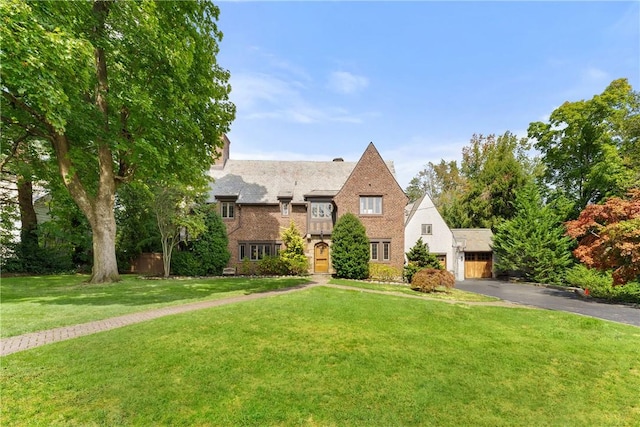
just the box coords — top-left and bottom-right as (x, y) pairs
(456, 279), (640, 327)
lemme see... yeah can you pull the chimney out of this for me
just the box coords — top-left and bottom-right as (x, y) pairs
(213, 134), (230, 168)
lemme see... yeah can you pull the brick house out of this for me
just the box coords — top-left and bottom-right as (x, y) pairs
(207, 137), (407, 274)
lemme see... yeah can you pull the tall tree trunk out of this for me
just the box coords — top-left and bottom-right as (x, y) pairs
(17, 176), (38, 249)
(88, 198), (119, 283)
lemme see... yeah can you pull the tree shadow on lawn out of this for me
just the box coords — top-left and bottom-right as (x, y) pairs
(1, 275), (311, 307)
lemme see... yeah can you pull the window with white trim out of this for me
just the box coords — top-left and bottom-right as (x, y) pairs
(421, 224), (432, 235)
(370, 240), (391, 261)
(221, 201), (235, 219)
(370, 242), (379, 261)
(281, 201), (290, 217)
(311, 202), (333, 219)
(360, 196), (382, 215)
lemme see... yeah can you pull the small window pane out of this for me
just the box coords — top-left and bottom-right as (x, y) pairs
(383, 242), (390, 261)
(421, 224), (432, 235)
(370, 242), (379, 260)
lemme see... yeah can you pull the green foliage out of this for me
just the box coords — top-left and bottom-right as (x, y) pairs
(368, 263), (402, 282)
(1, 241), (74, 274)
(493, 184), (573, 285)
(452, 132), (534, 229)
(566, 265), (640, 304)
(404, 237), (443, 283)
(170, 251), (202, 277)
(411, 268), (455, 293)
(528, 78), (639, 215)
(115, 183), (161, 272)
(1, 0), (235, 283)
(279, 221), (309, 275)
(257, 255), (290, 276)
(238, 257), (257, 276)
(331, 213), (370, 280)
(189, 205), (230, 276)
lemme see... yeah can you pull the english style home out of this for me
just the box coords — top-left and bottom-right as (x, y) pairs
(208, 137), (408, 274)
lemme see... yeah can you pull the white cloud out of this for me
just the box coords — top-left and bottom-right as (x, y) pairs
(230, 72), (376, 124)
(327, 71), (369, 94)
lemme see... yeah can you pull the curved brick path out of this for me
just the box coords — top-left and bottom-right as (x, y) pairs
(1, 276), (522, 357)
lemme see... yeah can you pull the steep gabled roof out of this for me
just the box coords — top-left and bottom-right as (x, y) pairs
(208, 158), (396, 204)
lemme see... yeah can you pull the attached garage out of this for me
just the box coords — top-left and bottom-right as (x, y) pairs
(464, 252), (492, 278)
(452, 228), (494, 280)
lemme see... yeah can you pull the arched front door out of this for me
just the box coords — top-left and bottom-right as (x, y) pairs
(314, 242), (329, 273)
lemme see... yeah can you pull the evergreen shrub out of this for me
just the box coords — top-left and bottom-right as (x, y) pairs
(331, 213), (370, 279)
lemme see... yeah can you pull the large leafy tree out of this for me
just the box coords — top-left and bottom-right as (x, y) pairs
(440, 133), (534, 229)
(331, 213), (370, 280)
(1, 0), (235, 283)
(528, 79), (638, 216)
(492, 184), (573, 285)
(565, 190), (640, 285)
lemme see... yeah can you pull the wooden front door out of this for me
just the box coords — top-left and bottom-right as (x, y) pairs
(464, 252), (492, 278)
(314, 243), (329, 273)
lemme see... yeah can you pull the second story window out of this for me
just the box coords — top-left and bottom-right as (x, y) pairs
(311, 202), (333, 219)
(360, 196), (382, 215)
(281, 201), (289, 217)
(421, 224), (432, 235)
(221, 201), (235, 219)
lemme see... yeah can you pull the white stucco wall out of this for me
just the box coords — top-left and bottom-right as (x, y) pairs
(405, 195), (459, 279)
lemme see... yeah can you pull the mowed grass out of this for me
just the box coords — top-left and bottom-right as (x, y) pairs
(329, 278), (501, 302)
(2, 286), (639, 426)
(0, 274), (309, 337)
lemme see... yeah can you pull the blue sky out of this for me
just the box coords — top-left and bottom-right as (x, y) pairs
(215, 1), (640, 189)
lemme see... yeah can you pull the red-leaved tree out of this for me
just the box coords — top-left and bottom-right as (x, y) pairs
(566, 190), (640, 285)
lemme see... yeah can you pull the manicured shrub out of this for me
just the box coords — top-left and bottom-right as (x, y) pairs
(171, 251), (202, 276)
(331, 213), (370, 280)
(287, 256), (310, 276)
(566, 265), (640, 303)
(190, 206), (230, 276)
(257, 255), (290, 276)
(411, 268), (455, 293)
(369, 263), (402, 282)
(238, 257), (257, 276)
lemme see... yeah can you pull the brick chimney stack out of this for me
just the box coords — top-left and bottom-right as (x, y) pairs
(213, 134), (230, 168)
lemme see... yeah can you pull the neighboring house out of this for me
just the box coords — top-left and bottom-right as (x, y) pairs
(208, 138), (408, 274)
(404, 194), (460, 280)
(451, 228), (494, 279)
(404, 194), (495, 281)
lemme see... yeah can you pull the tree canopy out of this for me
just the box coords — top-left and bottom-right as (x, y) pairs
(1, 0), (235, 282)
(565, 190), (640, 286)
(528, 78), (639, 215)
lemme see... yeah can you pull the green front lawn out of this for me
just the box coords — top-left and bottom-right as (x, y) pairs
(0, 274), (309, 338)
(2, 286), (639, 426)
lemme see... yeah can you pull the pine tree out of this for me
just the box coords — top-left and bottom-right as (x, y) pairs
(331, 213), (370, 279)
(191, 205), (230, 275)
(493, 184), (573, 284)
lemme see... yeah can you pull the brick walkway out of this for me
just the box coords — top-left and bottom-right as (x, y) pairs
(1, 278), (325, 357)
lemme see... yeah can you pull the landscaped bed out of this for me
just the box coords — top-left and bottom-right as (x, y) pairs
(2, 284), (639, 425)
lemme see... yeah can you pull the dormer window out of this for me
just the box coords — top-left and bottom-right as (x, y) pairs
(221, 201), (235, 219)
(281, 201), (290, 217)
